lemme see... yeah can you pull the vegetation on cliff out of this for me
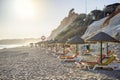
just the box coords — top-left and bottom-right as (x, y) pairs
(49, 3), (120, 41)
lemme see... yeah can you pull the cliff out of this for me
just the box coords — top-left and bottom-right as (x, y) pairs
(48, 8), (78, 40)
(82, 5), (120, 40)
(48, 3), (120, 41)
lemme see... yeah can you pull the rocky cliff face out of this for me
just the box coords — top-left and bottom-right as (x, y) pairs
(48, 9), (78, 40)
(48, 3), (120, 41)
(82, 5), (120, 40)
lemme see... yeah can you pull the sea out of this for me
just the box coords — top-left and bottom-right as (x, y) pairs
(0, 44), (26, 49)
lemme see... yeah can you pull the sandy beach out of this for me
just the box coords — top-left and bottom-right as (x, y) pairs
(0, 46), (120, 80)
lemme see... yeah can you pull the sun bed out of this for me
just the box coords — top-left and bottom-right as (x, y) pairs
(86, 55), (116, 70)
(75, 54), (106, 69)
(61, 55), (82, 62)
(59, 53), (79, 59)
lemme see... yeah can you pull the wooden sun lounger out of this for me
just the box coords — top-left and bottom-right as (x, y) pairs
(86, 55), (116, 70)
(62, 55), (82, 62)
(60, 53), (79, 59)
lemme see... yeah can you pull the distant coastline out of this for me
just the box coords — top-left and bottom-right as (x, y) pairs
(0, 44), (25, 49)
(0, 38), (40, 45)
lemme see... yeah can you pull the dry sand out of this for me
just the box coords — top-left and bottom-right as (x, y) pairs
(0, 46), (120, 80)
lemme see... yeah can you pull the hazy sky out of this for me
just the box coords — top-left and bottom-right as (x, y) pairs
(0, 0), (120, 39)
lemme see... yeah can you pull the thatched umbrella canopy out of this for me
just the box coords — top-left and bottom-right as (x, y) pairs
(41, 40), (48, 48)
(57, 39), (68, 54)
(37, 41), (43, 44)
(48, 40), (55, 44)
(57, 39), (67, 43)
(67, 35), (85, 54)
(87, 32), (120, 64)
(68, 35), (84, 44)
(87, 32), (120, 42)
(47, 40), (57, 51)
(36, 41), (45, 48)
(36, 41), (43, 46)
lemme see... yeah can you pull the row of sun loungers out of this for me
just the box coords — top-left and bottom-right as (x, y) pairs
(50, 48), (120, 71)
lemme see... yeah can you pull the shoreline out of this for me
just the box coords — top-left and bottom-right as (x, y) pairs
(0, 44), (27, 50)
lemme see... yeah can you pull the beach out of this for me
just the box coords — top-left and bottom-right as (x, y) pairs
(0, 46), (120, 80)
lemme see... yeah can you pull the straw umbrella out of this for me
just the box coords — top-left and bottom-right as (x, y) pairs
(87, 32), (120, 64)
(67, 35), (85, 54)
(48, 40), (56, 51)
(43, 40), (49, 48)
(57, 39), (68, 54)
(36, 41), (44, 48)
(52, 39), (58, 52)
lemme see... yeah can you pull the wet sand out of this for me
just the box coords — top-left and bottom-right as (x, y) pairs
(0, 46), (120, 80)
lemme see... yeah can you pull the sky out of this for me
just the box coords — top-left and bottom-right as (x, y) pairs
(0, 0), (120, 39)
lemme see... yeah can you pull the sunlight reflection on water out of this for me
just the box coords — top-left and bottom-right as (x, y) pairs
(0, 44), (25, 49)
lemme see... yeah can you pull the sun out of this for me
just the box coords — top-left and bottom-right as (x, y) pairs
(4, 0), (49, 39)
(12, 0), (36, 19)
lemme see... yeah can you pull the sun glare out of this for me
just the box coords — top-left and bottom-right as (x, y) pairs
(4, 0), (48, 39)
(13, 0), (36, 19)
(0, 0), (52, 39)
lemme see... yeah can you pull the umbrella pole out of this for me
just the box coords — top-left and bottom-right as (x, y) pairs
(100, 41), (103, 64)
(51, 44), (52, 51)
(52, 44), (54, 52)
(63, 44), (65, 54)
(50, 44), (52, 51)
(106, 43), (108, 56)
(56, 43), (57, 53)
(76, 44), (78, 54)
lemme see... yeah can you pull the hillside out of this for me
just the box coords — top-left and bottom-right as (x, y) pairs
(48, 8), (78, 40)
(48, 9), (103, 40)
(48, 3), (120, 41)
(82, 5), (120, 40)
